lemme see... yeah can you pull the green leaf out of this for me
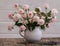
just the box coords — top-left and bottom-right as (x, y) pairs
(32, 22), (39, 30)
(15, 20), (23, 26)
(45, 17), (51, 23)
(26, 23), (32, 30)
(47, 11), (51, 17)
(41, 12), (46, 17)
(26, 22), (39, 31)
(33, 22), (39, 26)
(15, 23), (23, 26)
(19, 5), (22, 9)
(40, 25), (45, 30)
(14, 12), (17, 14)
(35, 8), (40, 13)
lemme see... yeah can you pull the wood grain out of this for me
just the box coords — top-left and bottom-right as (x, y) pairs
(0, 38), (60, 46)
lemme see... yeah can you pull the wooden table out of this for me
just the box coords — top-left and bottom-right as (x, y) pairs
(0, 38), (60, 46)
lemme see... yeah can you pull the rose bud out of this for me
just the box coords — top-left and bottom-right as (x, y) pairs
(14, 3), (19, 10)
(44, 3), (49, 9)
(23, 4), (29, 10)
(8, 13), (13, 19)
(8, 24), (13, 31)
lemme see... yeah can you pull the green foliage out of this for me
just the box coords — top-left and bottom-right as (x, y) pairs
(45, 11), (52, 23)
(41, 12), (46, 17)
(47, 11), (51, 17)
(32, 22), (39, 30)
(15, 20), (23, 26)
(40, 25), (45, 30)
(45, 17), (51, 23)
(26, 22), (39, 31)
(35, 8), (40, 13)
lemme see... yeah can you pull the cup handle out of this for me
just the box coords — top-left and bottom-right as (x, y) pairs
(19, 30), (26, 39)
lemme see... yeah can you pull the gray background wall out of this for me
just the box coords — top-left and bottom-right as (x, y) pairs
(0, 0), (60, 38)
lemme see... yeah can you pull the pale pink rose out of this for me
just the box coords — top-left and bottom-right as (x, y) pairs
(13, 14), (24, 22)
(8, 13), (13, 19)
(33, 16), (40, 22)
(44, 3), (49, 9)
(21, 13), (27, 18)
(13, 14), (20, 22)
(19, 25), (26, 31)
(37, 19), (45, 25)
(28, 12), (33, 18)
(14, 14), (22, 19)
(18, 9), (24, 14)
(8, 24), (13, 31)
(23, 4), (29, 10)
(14, 3), (19, 9)
(51, 17), (56, 22)
(51, 8), (58, 15)
(13, 14), (22, 22)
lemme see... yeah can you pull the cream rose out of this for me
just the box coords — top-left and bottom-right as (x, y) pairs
(51, 8), (58, 15)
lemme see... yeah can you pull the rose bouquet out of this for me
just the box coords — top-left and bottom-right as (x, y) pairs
(8, 3), (58, 32)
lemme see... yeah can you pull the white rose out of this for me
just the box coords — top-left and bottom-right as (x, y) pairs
(51, 8), (58, 15)
(23, 4), (29, 10)
(37, 19), (45, 25)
